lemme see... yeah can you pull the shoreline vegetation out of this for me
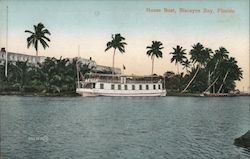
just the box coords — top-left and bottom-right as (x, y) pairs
(0, 91), (249, 97)
(0, 49), (247, 97)
(0, 23), (247, 96)
(0, 93), (249, 97)
(0, 91), (79, 97)
(0, 57), (92, 97)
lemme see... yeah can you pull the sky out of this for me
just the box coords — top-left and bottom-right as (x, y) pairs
(0, 0), (249, 91)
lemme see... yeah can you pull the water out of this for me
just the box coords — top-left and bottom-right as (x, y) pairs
(0, 96), (249, 159)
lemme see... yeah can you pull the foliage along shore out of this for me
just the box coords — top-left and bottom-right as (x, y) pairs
(1, 22), (244, 96)
(0, 51), (244, 97)
(0, 91), (79, 97)
(2, 92), (247, 98)
(0, 91), (249, 97)
(0, 57), (91, 96)
(0, 40), (244, 96)
(1, 22), (245, 96)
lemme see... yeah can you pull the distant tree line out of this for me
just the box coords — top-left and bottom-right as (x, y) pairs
(0, 57), (91, 95)
(165, 43), (242, 93)
(0, 44), (243, 95)
(105, 34), (242, 94)
(0, 23), (243, 95)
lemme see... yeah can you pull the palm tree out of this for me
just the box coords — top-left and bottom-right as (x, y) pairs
(170, 45), (187, 74)
(182, 43), (210, 93)
(211, 47), (229, 74)
(25, 23), (51, 56)
(204, 47), (228, 93)
(190, 43), (211, 67)
(217, 57), (242, 93)
(146, 41), (164, 75)
(182, 59), (191, 73)
(105, 34), (127, 74)
(214, 47), (229, 61)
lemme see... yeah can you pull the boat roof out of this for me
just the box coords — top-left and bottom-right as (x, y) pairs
(85, 73), (162, 78)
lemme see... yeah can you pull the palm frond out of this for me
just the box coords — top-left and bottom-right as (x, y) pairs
(40, 39), (49, 49)
(24, 30), (34, 34)
(42, 29), (51, 35)
(105, 33), (127, 53)
(41, 35), (50, 42)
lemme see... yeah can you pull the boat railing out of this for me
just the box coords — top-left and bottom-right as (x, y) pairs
(83, 78), (161, 84)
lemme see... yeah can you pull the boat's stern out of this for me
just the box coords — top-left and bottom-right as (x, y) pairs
(76, 88), (98, 96)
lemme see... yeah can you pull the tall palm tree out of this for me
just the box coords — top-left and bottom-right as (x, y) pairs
(190, 43), (211, 67)
(170, 45), (187, 74)
(146, 41), (164, 75)
(204, 47), (228, 93)
(25, 23), (51, 56)
(217, 57), (242, 93)
(211, 47), (229, 74)
(182, 43), (210, 93)
(105, 33), (127, 74)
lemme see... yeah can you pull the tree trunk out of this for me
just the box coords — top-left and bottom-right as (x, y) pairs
(151, 56), (154, 75)
(204, 76), (219, 93)
(213, 61), (219, 73)
(208, 71), (210, 88)
(181, 66), (200, 93)
(217, 70), (229, 93)
(112, 49), (116, 74)
(209, 61), (219, 78)
(36, 50), (38, 56)
(177, 63), (179, 75)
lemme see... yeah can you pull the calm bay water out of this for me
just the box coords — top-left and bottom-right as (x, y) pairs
(0, 96), (249, 159)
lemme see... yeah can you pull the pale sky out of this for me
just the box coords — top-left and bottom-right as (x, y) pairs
(0, 0), (249, 91)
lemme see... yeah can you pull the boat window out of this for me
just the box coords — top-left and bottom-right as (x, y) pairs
(100, 83), (104, 89)
(124, 85), (128, 90)
(118, 85), (121, 90)
(146, 85), (149, 90)
(158, 84), (161, 89)
(132, 85), (135, 90)
(153, 85), (156, 90)
(111, 84), (115, 90)
(139, 85), (142, 90)
(84, 83), (92, 88)
(93, 83), (96, 89)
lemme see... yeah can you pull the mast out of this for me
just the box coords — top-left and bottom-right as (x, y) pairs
(5, 6), (8, 77)
(78, 45), (80, 58)
(76, 45), (80, 88)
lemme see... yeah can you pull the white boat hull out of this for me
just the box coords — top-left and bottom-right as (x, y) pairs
(76, 88), (166, 97)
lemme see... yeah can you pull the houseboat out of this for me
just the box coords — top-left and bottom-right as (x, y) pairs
(76, 73), (166, 96)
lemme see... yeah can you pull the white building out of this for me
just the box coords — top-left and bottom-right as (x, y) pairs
(0, 50), (121, 74)
(0, 51), (46, 64)
(94, 65), (121, 74)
